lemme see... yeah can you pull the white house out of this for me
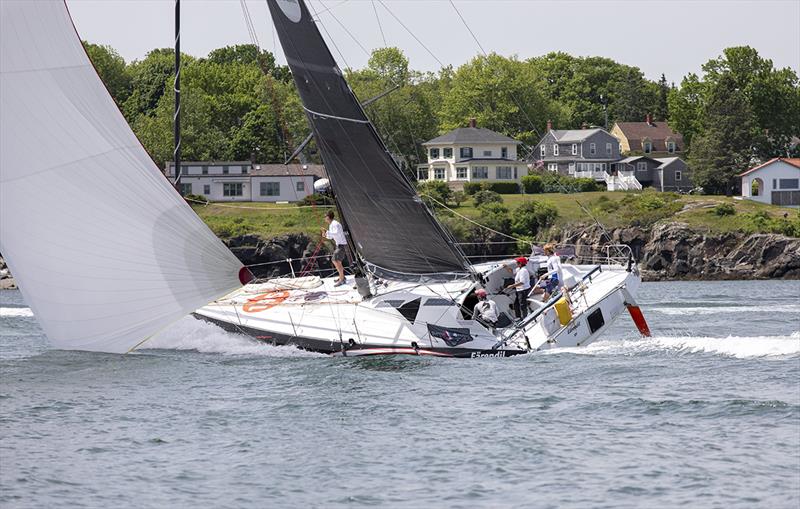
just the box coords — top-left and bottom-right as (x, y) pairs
(164, 161), (326, 202)
(416, 119), (526, 189)
(738, 158), (800, 207)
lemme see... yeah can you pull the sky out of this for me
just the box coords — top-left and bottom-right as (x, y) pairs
(67, 0), (800, 84)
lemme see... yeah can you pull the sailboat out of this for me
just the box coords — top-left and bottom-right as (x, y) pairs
(0, 0), (648, 357)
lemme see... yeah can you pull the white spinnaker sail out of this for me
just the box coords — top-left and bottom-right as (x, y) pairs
(0, 1), (244, 353)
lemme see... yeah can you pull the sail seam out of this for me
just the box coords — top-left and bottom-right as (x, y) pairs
(302, 106), (370, 124)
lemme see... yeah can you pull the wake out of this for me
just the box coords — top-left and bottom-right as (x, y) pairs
(547, 332), (800, 359)
(142, 316), (325, 358)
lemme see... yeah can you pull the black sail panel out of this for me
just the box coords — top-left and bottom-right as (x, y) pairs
(267, 0), (469, 277)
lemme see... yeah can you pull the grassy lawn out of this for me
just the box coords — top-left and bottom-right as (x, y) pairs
(192, 192), (797, 240)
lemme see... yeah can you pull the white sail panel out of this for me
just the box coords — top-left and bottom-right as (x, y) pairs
(0, 1), (244, 353)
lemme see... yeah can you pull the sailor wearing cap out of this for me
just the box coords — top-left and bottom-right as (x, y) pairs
(471, 289), (498, 329)
(506, 257), (532, 319)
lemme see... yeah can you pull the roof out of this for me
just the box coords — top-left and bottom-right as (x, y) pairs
(166, 161), (251, 167)
(613, 121), (684, 152)
(424, 127), (520, 145)
(548, 128), (605, 143)
(738, 157), (800, 177)
(251, 164), (327, 178)
(455, 157), (523, 164)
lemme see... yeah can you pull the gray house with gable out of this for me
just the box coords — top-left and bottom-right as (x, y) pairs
(533, 124), (622, 180)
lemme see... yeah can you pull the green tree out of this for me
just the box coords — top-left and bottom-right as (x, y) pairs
(511, 201), (558, 237)
(83, 41), (131, 103)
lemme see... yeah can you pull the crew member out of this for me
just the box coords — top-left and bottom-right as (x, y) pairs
(537, 243), (564, 301)
(506, 257), (531, 320)
(471, 289), (498, 329)
(321, 209), (347, 287)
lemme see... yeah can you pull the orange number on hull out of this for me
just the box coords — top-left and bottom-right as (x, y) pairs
(242, 290), (290, 313)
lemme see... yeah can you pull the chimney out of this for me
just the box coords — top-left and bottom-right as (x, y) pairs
(581, 122), (588, 130)
(468, 117), (477, 128)
(645, 113), (652, 125)
(546, 119), (553, 132)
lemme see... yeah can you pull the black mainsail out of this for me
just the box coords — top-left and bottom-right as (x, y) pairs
(267, 0), (470, 278)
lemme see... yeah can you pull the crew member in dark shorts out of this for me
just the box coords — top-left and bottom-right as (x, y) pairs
(322, 209), (347, 287)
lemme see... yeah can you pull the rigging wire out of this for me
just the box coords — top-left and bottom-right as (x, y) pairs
(308, 0), (352, 71)
(318, 4), (371, 57)
(376, 0), (445, 68)
(371, 0), (387, 47)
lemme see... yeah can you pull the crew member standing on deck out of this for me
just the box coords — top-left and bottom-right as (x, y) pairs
(322, 210), (347, 287)
(506, 257), (531, 320)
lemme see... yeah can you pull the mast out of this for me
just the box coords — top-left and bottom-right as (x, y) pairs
(173, 0), (182, 193)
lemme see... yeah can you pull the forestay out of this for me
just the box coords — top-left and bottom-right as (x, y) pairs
(267, 0), (470, 278)
(0, 1), (244, 353)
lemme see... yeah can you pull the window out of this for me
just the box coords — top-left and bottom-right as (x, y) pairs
(443, 147), (453, 158)
(637, 162), (648, 172)
(179, 183), (192, 195)
(242, 166), (249, 174)
(496, 166), (513, 179)
(572, 144), (578, 155)
(418, 169), (429, 180)
(667, 141), (676, 154)
(606, 143), (612, 155)
(471, 166), (488, 179)
(553, 144), (559, 156)
(675, 171), (682, 181)
(601, 163), (607, 171)
(203, 184), (210, 195)
(434, 167), (446, 180)
(259, 182), (279, 196)
(501, 147), (508, 158)
(481, 150), (491, 157)
(540, 145), (546, 157)
(773, 179), (777, 189)
(548, 163), (558, 172)
(643, 141), (652, 154)
(513, 167), (518, 179)
(568, 162), (575, 174)
(224, 182), (243, 196)
(460, 147), (473, 159)
(430, 148), (440, 159)
(779, 178), (799, 189)
(456, 167), (468, 179)
(296, 181), (305, 192)
(590, 143), (596, 155)
(201, 166), (208, 175)
(222, 166), (229, 175)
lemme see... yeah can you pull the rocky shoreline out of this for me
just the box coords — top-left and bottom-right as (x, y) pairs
(1, 223), (798, 289)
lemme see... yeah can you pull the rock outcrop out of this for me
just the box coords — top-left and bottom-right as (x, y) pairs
(225, 233), (332, 279)
(557, 222), (800, 281)
(0, 256), (16, 290)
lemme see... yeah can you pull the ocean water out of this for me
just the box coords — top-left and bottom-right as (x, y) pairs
(1, 281), (798, 508)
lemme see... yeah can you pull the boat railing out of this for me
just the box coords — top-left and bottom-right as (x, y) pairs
(461, 242), (633, 268)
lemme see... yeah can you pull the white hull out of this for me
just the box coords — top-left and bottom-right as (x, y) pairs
(194, 256), (645, 358)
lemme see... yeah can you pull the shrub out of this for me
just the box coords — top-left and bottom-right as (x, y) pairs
(184, 194), (209, 204)
(521, 175), (544, 194)
(712, 202), (736, 216)
(463, 182), (482, 195)
(573, 178), (602, 192)
(480, 181), (520, 194)
(511, 201), (558, 237)
(452, 191), (467, 207)
(473, 190), (503, 207)
(478, 202), (511, 234)
(298, 193), (334, 206)
(417, 180), (452, 207)
(592, 195), (621, 213)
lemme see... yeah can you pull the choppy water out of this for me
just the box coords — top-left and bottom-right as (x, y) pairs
(1, 281), (799, 508)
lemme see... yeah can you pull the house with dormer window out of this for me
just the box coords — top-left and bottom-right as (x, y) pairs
(532, 122), (622, 181)
(611, 115), (684, 157)
(416, 119), (526, 189)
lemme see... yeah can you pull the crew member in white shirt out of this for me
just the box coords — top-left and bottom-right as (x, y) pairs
(471, 289), (498, 329)
(536, 243), (563, 301)
(506, 257), (531, 319)
(321, 209), (348, 287)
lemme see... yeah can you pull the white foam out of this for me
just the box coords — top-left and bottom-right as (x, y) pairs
(547, 333), (800, 359)
(0, 307), (34, 317)
(651, 304), (800, 316)
(143, 316), (325, 358)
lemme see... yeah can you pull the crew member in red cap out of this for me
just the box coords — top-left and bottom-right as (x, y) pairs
(471, 288), (498, 330)
(506, 257), (531, 319)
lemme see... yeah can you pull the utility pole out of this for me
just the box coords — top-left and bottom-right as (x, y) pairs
(173, 0), (182, 194)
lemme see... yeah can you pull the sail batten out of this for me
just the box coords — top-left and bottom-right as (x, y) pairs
(267, 0), (470, 278)
(0, 0), (244, 353)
